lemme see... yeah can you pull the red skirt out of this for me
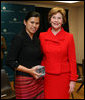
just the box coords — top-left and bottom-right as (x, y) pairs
(44, 73), (70, 99)
(15, 75), (44, 99)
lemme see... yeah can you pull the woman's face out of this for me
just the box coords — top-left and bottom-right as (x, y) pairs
(50, 12), (63, 30)
(24, 17), (40, 34)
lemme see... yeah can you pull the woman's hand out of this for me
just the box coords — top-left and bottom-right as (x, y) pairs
(69, 81), (76, 94)
(29, 66), (42, 79)
(16, 65), (42, 79)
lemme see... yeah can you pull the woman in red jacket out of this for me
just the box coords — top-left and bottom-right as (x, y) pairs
(39, 7), (78, 99)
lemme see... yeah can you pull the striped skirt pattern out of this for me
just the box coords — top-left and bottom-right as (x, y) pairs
(15, 75), (44, 99)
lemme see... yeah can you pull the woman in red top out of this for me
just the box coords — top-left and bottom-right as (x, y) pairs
(39, 7), (78, 99)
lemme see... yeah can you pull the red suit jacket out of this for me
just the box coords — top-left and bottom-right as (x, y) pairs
(39, 27), (78, 81)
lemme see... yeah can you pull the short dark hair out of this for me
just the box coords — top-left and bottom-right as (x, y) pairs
(24, 11), (40, 22)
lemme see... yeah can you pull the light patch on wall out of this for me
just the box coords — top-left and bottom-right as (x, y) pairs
(13, 18), (17, 22)
(3, 6), (6, 10)
(3, 29), (7, 33)
(54, 1), (80, 3)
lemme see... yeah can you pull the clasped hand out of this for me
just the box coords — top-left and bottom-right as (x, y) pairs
(30, 66), (42, 79)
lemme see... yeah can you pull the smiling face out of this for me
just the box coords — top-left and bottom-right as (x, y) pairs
(50, 12), (63, 30)
(24, 17), (40, 35)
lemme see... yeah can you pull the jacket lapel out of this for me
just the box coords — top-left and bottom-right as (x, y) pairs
(44, 27), (66, 43)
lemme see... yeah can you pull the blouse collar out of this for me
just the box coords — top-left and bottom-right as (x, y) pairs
(23, 28), (37, 41)
(46, 27), (66, 41)
(48, 27), (65, 37)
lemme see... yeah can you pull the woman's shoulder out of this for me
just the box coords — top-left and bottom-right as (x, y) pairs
(64, 31), (74, 39)
(14, 29), (25, 39)
(12, 31), (24, 42)
(39, 31), (48, 39)
(40, 31), (48, 35)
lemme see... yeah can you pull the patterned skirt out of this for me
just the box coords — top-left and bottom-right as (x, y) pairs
(15, 75), (44, 99)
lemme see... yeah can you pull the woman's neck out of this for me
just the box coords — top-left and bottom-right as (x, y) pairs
(26, 29), (33, 40)
(51, 27), (61, 35)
